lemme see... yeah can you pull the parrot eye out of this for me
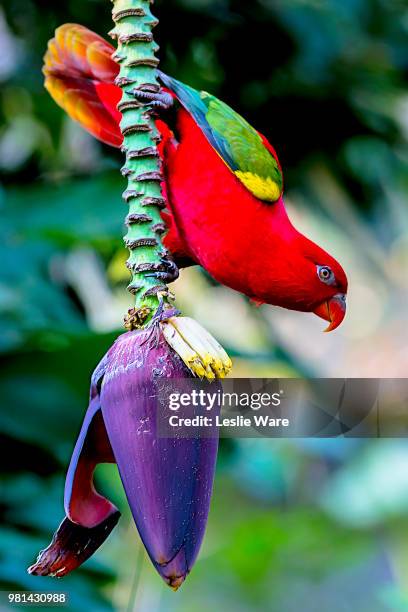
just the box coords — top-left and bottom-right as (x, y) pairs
(317, 265), (335, 284)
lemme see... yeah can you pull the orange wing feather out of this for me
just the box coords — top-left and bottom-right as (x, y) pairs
(43, 24), (122, 146)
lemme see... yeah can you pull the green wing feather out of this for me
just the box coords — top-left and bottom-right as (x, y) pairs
(158, 72), (283, 202)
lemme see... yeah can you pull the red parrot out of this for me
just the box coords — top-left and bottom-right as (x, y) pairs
(43, 24), (347, 331)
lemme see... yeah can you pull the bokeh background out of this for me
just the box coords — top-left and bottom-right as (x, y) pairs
(0, 0), (408, 610)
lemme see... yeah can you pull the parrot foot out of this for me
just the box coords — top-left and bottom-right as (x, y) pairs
(145, 254), (179, 283)
(131, 88), (174, 113)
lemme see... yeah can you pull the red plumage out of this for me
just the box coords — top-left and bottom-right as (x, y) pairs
(43, 24), (348, 330)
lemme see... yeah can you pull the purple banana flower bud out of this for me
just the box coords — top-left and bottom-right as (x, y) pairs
(29, 317), (224, 588)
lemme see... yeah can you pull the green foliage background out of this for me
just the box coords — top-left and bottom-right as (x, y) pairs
(0, 0), (407, 610)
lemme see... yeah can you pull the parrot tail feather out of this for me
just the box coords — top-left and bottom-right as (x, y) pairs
(43, 24), (122, 147)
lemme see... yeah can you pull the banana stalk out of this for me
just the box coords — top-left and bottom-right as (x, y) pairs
(110, 0), (174, 329)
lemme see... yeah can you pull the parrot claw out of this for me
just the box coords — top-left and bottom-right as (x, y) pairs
(131, 88), (174, 113)
(145, 255), (179, 283)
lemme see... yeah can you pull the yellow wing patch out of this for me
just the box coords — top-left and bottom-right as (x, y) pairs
(234, 171), (281, 202)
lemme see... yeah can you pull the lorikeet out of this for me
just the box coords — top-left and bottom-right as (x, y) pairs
(43, 24), (347, 331)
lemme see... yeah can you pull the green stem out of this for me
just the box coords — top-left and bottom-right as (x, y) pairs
(110, 0), (176, 329)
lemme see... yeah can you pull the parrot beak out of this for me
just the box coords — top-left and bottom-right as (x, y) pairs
(313, 293), (346, 332)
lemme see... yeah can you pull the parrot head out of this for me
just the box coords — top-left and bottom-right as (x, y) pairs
(276, 233), (348, 332)
(305, 242), (347, 332)
(251, 219), (347, 332)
